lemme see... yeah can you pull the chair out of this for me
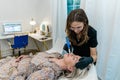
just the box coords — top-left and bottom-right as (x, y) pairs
(11, 35), (28, 56)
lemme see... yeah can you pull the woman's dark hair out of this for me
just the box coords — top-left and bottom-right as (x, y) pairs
(65, 9), (89, 46)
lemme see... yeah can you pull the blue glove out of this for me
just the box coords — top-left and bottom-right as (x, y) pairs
(63, 44), (72, 53)
(75, 57), (93, 70)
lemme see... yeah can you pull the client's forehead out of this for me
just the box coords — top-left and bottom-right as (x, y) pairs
(70, 53), (79, 57)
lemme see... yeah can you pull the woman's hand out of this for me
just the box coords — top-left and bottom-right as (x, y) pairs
(75, 56), (93, 69)
(15, 55), (28, 62)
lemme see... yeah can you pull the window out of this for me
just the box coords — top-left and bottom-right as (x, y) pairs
(67, 0), (81, 15)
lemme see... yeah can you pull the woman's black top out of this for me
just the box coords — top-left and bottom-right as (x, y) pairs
(63, 26), (98, 57)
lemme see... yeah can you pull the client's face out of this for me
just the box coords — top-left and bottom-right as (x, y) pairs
(63, 53), (80, 67)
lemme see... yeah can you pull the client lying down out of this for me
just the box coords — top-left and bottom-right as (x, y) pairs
(0, 52), (90, 80)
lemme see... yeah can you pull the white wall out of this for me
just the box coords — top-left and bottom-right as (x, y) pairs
(0, 0), (51, 33)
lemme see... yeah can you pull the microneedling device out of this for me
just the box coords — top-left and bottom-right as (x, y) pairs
(66, 37), (71, 53)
